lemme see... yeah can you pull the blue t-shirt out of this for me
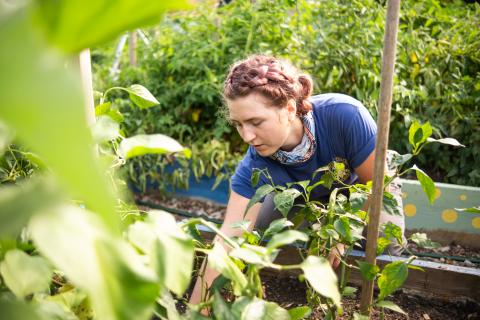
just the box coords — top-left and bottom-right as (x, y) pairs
(231, 93), (377, 200)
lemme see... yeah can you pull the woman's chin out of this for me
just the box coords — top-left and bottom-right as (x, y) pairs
(254, 145), (275, 157)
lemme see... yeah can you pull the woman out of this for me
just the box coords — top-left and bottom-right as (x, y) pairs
(190, 54), (405, 305)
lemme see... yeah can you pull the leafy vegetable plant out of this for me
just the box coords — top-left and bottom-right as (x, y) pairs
(207, 120), (463, 318)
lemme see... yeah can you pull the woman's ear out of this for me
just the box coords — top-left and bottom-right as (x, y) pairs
(286, 99), (297, 121)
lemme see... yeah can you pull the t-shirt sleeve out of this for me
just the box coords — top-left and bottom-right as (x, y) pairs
(342, 104), (377, 169)
(231, 155), (256, 199)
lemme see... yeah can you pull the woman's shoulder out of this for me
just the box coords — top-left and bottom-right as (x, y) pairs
(309, 93), (365, 110)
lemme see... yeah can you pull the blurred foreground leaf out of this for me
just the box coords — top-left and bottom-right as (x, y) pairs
(29, 206), (160, 320)
(31, 0), (192, 53)
(0, 11), (118, 231)
(0, 178), (60, 237)
(0, 249), (53, 298)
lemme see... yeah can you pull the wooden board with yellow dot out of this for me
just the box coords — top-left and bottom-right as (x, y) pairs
(401, 179), (480, 233)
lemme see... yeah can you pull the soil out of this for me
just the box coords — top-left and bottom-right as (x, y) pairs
(136, 192), (480, 268)
(259, 274), (480, 320)
(176, 273), (480, 319)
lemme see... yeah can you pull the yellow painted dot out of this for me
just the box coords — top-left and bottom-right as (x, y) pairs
(435, 188), (442, 200)
(402, 192), (408, 199)
(404, 204), (417, 217)
(442, 209), (458, 223)
(472, 217), (480, 229)
(459, 194), (467, 201)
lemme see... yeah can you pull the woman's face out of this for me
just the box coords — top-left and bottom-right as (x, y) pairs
(227, 93), (297, 157)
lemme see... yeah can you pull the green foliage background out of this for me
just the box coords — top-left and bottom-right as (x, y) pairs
(93, 0), (480, 187)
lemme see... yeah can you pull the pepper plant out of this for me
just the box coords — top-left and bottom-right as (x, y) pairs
(215, 120), (464, 319)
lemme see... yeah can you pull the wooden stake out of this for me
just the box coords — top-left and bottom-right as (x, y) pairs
(129, 31), (137, 67)
(78, 49), (95, 126)
(359, 0), (401, 316)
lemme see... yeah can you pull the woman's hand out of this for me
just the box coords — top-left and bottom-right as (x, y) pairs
(328, 243), (345, 269)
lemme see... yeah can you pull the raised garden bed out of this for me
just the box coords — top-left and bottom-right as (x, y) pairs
(136, 193), (480, 306)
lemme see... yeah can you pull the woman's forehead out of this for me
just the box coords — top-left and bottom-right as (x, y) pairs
(227, 94), (278, 120)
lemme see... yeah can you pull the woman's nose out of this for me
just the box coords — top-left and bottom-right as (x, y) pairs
(241, 126), (256, 143)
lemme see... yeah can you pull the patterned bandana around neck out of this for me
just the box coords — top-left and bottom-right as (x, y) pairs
(270, 111), (316, 164)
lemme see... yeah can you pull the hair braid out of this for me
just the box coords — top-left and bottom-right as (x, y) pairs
(224, 55), (313, 116)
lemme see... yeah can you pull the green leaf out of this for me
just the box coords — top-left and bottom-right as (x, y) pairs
(208, 243), (248, 296)
(410, 165), (436, 204)
(273, 188), (301, 217)
(262, 218), (293, 240)
(267, 230), (308, 252)
(0, 178), (61, 237)
(34, 300), (79, 320)
(245, 184), (275, 216)
(125, 85), (160, 109)
(409, 233), (440, 249)
(32, 0), (192, 53)
(91, 115), (119, 143)
(95, 102), (124, 123)
(251, 168), (262, 187)
(301, 256), (341, 308)
(212, 172), (225, 190)
(0, 11), (118, 231)
(382, 222), (404, 245)
(408, 121), (432, 152)
(229, 220), (251, 232)
(357, 261), (379, 281)
(288, 306), (312, 320)
(408, 121), (422, 148)
(0, 300), (42, 320)
(213, 290), (236, 320)
(127, 211), (195, 296)
(376, 237), (391, 256)
(349, 191), (369, 212)
(319, 226), (340, 241)
(353, 312), (369, 320)
(320, 172), (335, 190)
(375, 300), (407, 315)
(334, 216), (352, 242)
(342, 286), (357, 297)
(0, 250), (52, 298)
(119, 134), (189, 159)
(377, 261), (408, 301)
(426, 137), (465, 148)
(455, 206), (480, 214)
(382, 191), (401, 216)
(0, 121), (12, 156)
(29, 205), (160, 320)
(231, 297), (290, 320)
(287, 180), (310, 192)
(45, 288), (88, 317)
(229, 247), (267, 266)
(155, 289), (182, 320)
(389, 151), (413, 168)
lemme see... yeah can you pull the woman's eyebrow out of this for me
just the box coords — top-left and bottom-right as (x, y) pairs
(231, 117), (263, 123)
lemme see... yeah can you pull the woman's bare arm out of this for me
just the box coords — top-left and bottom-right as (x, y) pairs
(189, 191), (261, 305)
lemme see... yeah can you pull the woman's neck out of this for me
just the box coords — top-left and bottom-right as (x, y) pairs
(280, 117), (304, 151)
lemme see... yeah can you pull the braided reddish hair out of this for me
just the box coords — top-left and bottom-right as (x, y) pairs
(223, 55), (313, 116)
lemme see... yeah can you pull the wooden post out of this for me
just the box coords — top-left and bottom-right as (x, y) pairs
(129, 31), (137, 67)
(110, 34), (128, 80)
(359, 0), (401, 316)
(78, 49), (95, 126)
